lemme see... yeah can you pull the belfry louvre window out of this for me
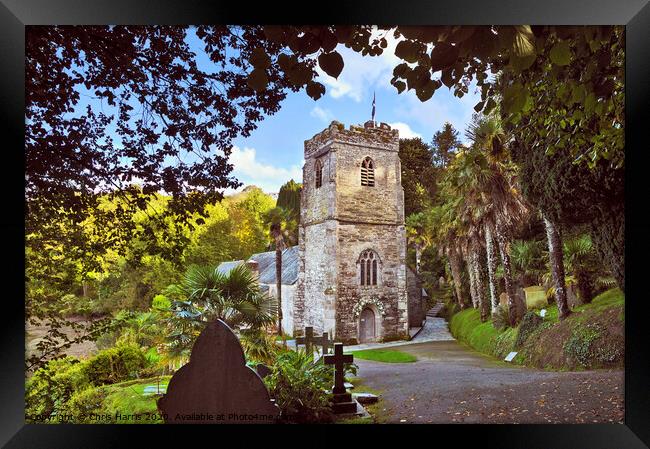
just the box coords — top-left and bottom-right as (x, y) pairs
(359, 250), (378, 286)
(360, 157), (375, 186)
(315, 160), (323, 188)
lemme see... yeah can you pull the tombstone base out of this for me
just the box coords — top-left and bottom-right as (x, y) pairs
(331, 392), (357, 414)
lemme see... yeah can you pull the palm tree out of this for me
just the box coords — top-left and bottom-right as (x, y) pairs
(563, 233), (597, 304)
(167, 263), (277, 334)
(543, 212), (571, 319)
(463, 114), (530, 325)
(263, 206), (297, 345)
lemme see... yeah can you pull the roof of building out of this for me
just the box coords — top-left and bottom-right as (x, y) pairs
(216, 245), (300, 286)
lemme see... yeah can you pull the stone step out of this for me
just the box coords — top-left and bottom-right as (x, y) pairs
(426, 302), (444, 318)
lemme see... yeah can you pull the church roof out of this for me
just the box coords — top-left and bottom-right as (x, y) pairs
(216, 246), (299, 286)
(216, 260), (244, 275)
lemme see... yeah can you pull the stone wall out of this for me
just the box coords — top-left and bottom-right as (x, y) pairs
(406, 268), (426, 327)
(265, 283), (296, 336)
(335, 222), (409, 343)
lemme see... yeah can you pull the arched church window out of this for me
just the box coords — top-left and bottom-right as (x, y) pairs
(315, 159), (323, 188)
(360, 157), (375, 187)
(358, 250), (380, 286)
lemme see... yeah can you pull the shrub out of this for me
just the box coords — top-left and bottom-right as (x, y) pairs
(563, 324), (601, 367)
(264, 350), (337, 423)
(83, 344), (147, 385)
(515, 311), (543, 348)
(240, 329), (279, 365)
(59, 293), (92, 317)
(26, 357), (91, 421)
(151, 294), (171, 311)
(58, 386), (107, 423)
(491, 304), (510, 330)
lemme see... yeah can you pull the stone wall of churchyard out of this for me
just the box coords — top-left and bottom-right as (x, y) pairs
(406, 268), (427, 327)
(265, 283), (296, 336)
(335, 222), (409, 344)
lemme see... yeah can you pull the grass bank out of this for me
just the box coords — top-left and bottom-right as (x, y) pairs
(63, 376), (171, 423)
(348, 349), (417, 363)
(449, 288), (624, 370)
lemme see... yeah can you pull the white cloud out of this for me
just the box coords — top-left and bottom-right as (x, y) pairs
(393, 84), (481, 145)
(387, 122), (422, 139)
(310, 106), (334, 123)
(226, 146), (302, 194)
(316, 29), (403, 103)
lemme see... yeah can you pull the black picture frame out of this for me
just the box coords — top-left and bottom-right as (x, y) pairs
(2, 0), (648, 447)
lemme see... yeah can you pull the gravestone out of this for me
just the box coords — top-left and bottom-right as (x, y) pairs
(157, 319), (279, 424)
(324, 343), (357, 414)
(296, 326), (332, 355)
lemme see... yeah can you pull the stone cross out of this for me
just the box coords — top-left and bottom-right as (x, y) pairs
(324, 343), (354, 395)
(295, 326), (315, 354)
(296, 327), (332, 355)
(316, 332), (331, 354)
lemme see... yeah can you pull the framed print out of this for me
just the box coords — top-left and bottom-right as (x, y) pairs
(2, 0), (648, 447)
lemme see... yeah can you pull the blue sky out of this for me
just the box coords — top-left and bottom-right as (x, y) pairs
(222, 31), (481, 194)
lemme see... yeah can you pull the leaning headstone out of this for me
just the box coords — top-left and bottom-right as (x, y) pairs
(324, 343), (357, 414)
(157, 319), (279, 424)
(353, 392), (379, 405)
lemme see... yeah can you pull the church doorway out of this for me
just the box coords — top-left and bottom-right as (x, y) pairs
(359, 307), (376, 343)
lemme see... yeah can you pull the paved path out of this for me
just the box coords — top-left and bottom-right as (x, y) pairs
(353, 339), (624, 424)
(344, 316), (454, 352)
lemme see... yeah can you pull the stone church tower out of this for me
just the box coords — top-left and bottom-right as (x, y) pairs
(294, 120), (410, 344)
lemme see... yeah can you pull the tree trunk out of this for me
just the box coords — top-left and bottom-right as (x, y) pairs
(471, 237), (488, 322)
(495, 220), (519, 326)
(575, 268), (594, 304)
(447, 247), (466, 308)
(466, 257), (478, 309)
(484, 225), (499, 316)
(543, 213), (571, 320)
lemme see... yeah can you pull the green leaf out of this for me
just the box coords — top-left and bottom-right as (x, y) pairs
(510, 54), (536, 71)
(318, 51), (344, 79)
(306, 81), (326, 100)
(484, 98), (497, 114)
(247, 68), (268, 92)
(502, 83), (529, 114)
(430, 42), (460, 72)
(549, 41), (571, 66)
(584, 92), (596, 115)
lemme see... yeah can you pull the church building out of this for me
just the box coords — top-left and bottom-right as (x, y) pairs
(217, 120), (427, 345)
(294, 120), (425, 344)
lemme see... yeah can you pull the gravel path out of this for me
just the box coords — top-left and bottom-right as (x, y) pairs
(354, 339), (624, 424)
